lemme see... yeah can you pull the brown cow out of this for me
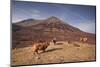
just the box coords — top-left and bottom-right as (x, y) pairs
(80, 37), (88, 43)
(32, 41), (50, 55)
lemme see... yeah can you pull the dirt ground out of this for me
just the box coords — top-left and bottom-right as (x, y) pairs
(12, 41), (96, 66)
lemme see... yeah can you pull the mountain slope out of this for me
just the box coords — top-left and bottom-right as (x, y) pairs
(15, 19), (44, 27)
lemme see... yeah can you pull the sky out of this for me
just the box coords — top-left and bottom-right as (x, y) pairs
(12, 1), (96, 34)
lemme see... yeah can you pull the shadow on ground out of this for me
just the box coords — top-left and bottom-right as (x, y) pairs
(45, 48), (62, 53)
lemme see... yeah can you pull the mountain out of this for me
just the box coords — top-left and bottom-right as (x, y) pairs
(31, 16), (82, 32)
(15, 19), (44, 27)
(12, 16), (96, 48)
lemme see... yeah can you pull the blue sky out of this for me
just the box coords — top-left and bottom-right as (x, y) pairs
(12, 1), (96, 34)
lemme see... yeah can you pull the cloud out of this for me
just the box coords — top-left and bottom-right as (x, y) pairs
(73, 20), (95, 33)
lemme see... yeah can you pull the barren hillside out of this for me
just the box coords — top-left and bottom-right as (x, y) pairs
(12, 16), (96, 48)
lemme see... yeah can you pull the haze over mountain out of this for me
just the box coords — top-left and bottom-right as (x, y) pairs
(12, 16), (95, 48)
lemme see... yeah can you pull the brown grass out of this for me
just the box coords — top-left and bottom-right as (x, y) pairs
(12, 41), (96, 66)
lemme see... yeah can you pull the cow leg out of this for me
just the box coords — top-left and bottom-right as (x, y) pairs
(33, 49), (38, 55)
(34, 51), (41, 59)
(40, 49), (45, 53)
(43, 49), (45, 52)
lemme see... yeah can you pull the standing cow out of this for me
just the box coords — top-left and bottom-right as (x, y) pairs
(32, 41), (50, 55)
(52, 38), (57, 45)
(80, 37), (88, 43)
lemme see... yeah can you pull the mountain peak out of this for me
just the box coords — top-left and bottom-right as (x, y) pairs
(47, 16), (60, 20)
(45, 16), (64, 24)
